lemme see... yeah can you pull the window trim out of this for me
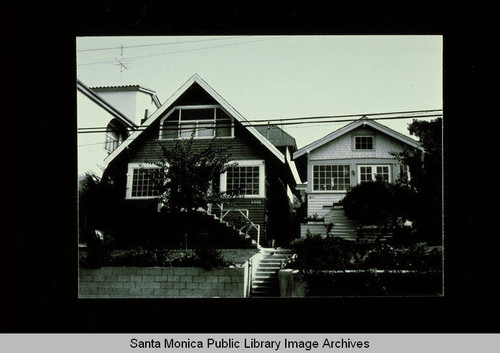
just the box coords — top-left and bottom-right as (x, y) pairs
(357, 164), (391, 184)
(220, 160), (265, 198)
(311, 164), (351, 193)
(353, 135), (375, 151)
(125, 162), (166, 200)
(158, 105), (234, 140)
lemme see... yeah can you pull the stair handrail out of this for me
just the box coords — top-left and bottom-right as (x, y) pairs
(218, 206), (261, 248)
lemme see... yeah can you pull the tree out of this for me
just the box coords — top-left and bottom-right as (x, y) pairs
(342, 180), (418, 226)
(152, 136), (235, 214)
(391, 118), (442, 244)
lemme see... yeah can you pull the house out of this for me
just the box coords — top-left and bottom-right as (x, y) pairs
(77, 80), (162, 179)
(77, 80), (138, 179)
(90, 84), (162, 126)
(293, 116), (423, 239)
(101, 74), (299, 248)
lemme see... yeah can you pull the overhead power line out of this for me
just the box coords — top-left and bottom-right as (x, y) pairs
(77, 36), (248, 52)
(78, 112), (442, 134)
(77, 36), (287, 67)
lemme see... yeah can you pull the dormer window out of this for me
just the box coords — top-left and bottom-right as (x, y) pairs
(159, 105), (233, 140)
(354, 136), (373, 150)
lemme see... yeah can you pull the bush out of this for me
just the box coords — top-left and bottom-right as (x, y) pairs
(107, 249), (171, 267)
(286, 232), (442, 272)
(288, 232), (359, 270)
(82, 247), (234, 270)
(341, 181), (418, 225)
(81, 230), (112, 269)
(305, 270), (443, 296)
(361, 243), (441, 271)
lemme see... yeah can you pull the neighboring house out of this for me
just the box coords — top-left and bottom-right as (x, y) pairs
(293, 116), (423, 239)
(90, 84), (162, 126)
(102, 74), (299, 248)
(77, 80), (138, 179)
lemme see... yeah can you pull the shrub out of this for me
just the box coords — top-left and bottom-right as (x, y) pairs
(81, 230), (112, 269)
(361, 243), (441, 271)
(108, 249), (171, 267)
(288, 232), (359, 270)
(341, 181), (418, 225)
(286, 232), (442, 272)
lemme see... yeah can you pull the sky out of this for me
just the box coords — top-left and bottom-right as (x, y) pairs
(77, 35), (442, 149)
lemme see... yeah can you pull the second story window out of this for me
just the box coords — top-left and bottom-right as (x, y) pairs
(160, 106), (233, 140)
(354, 136), (374, 150)
(104, 121), (126, 153)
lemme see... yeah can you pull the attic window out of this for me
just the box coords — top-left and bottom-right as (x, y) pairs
(354, 136), (373, 150)
(159, 106), (233, 140)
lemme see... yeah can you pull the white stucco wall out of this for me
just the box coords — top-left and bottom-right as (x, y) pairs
(93, 90), (159, 126)
(93, 91), (137, 124)
(135, 91), (160, 124)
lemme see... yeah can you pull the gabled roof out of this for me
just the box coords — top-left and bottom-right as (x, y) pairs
(104, 74), (285, 165)
(254, 125), (297, 150)
(77, 79), (137, 129)
(90, 84), (162, 108)
(293, 116), (423, 159)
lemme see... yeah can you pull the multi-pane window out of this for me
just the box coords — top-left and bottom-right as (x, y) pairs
(221, 160), (264, 198)
(312, 165), (351, 191)
(354, 136), (373, 150)
(127, 164), (165, 199)
(160, 106), (233, 139)
(358, 165), (390, 183)
(226, 166), (260, 196)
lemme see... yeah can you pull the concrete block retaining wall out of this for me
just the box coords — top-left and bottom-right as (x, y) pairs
(79, 266), (248, 298)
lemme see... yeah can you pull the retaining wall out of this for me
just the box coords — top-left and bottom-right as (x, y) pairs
(79, 265), (248, 298)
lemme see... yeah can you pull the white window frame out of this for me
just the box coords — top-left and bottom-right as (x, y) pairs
(354, 135), (374, 150)
(357, 164), (391, 184)
(159, 105), (234, 140)
(311, 164), (351, 193)
(126, 162), (167, 200)
(220, 160), (265, 198)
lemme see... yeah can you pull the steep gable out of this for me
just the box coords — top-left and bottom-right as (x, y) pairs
(104, 74), (285, 166)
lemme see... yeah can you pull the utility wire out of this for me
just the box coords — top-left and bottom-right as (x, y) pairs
(77, 36), (248, 52)
(78, 113), (442, 134)
(78, 109), (442, 131)
(77, 36), (287, 66)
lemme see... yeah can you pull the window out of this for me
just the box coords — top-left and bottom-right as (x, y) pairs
(220, 160), (265, 198)
(126, 163), (165, 199)
(358, 165), (390, 183)
(160, 106), (233, 140)
(312, 165), (350, 191)
(354, 136), (373, 150)
(104, 122), (125, 153)
(399, 164), (411, 181)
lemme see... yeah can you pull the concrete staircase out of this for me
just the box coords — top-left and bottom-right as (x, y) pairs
(251, 248), (293, 297)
